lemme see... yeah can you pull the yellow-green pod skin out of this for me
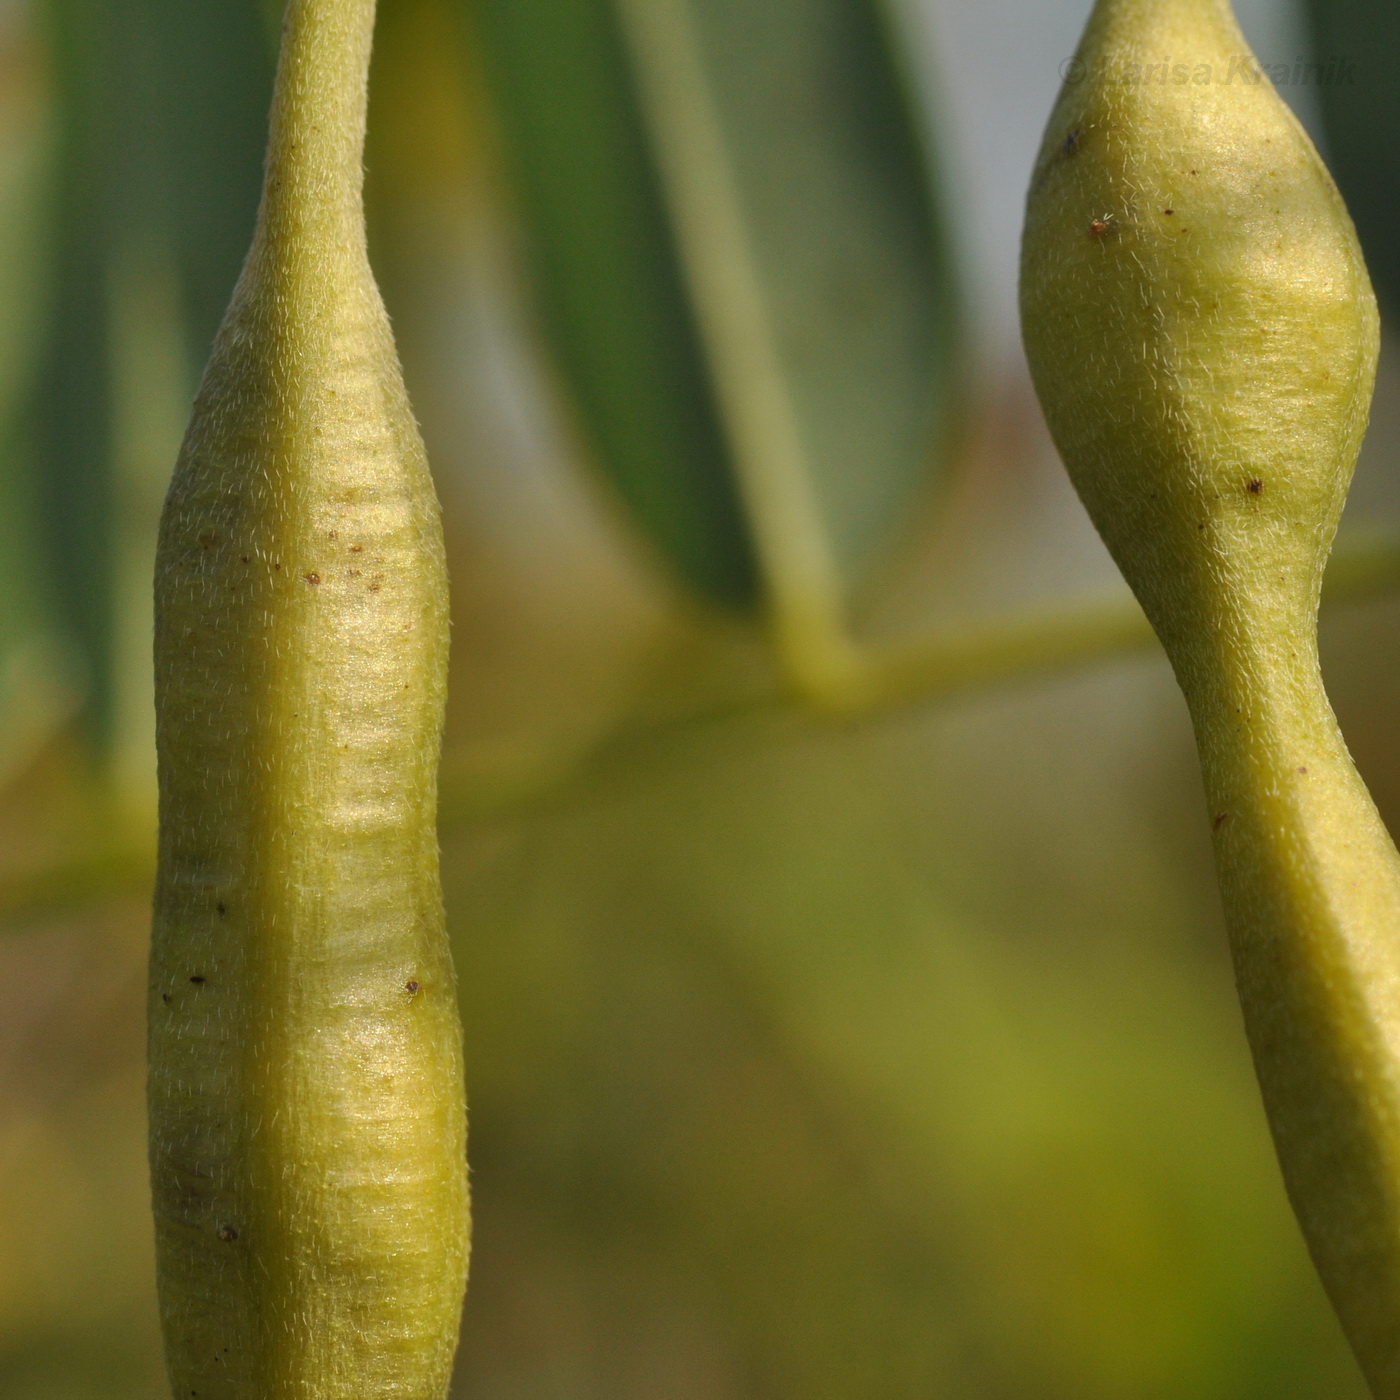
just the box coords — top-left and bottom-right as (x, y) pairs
(1020, 1), (1400, 1392)
(148, 1), (469, 1397)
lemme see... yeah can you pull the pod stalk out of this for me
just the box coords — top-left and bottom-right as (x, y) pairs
(257, 0), (374, 264)
(1021, 0), (1400, 1390)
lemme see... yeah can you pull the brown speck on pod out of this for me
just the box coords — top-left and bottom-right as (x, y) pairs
(1089, 215), (1114, 239)
(162, 994), (171, 1004)
(405, 980), (420, 996)
(217, 1225), (238, 1242)
(1213, 812), (1230, 830)
(1300, 767), (1309, 774)
(1164, 208), (1174, 215)
(304, 572), (320, 584)
(190, 975), (206, 985)
(1247, 478), (1263, 494)
(349, 544), (362, 552)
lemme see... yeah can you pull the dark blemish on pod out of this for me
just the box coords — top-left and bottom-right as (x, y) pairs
(1299, 766), (1309, 774)
(1089, 215), (1114, 240)
(217, 1224), (238, 1242)
(162, 993), (171, 1004)
(1062, 128), (1081, 156)
(1214, 811), (1230, 830)
(405, 980), (421, 997)
(216, 902), (227, 916)
(304, 572), (320, 585)
(349, 544), (363, 553)
(190, 975), (206, 985)
(1247, 479), (1263, 495)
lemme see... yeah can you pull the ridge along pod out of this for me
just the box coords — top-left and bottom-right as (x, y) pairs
(148, 0), (469, 1397)
(1020, 0), (1400, 1393)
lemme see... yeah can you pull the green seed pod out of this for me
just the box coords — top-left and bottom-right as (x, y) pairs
(148, 0), (469, 1396)
(1020, 0), (1400, 1391)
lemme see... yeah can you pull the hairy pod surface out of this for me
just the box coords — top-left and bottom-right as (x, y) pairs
(1020, 0), (1400, 1391)
(148, 1), (469, 1397)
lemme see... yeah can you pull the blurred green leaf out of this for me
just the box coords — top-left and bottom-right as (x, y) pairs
(0, 11), (77, 786)
(145, 0), (276, 362)
(469, 0), (960, 612)
(32, 0), (272, 760)
(469, 0), (756, 608)
(1304, 0), (1400, 315)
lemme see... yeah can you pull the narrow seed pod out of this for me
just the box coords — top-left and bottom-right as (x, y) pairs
(148, 0), (468, 1396)
(1020, 1), (1400, 1392)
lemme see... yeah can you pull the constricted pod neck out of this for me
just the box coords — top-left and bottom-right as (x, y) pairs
(1171, 611), (1347, 815)
(251, 0), (378, 279)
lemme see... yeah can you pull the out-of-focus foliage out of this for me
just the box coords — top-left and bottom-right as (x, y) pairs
(0, 3), (66, 796)
(470, 0), (961, 611)
(1305, 0), (1400, 315)
(445, 675), (1376, 1399)
(468, 0), (756, 607)
(34, 0), (270, 782)
(1, 0), (1396, 1397)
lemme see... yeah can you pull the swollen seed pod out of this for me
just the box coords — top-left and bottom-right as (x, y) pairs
(1021, 1), (1400, 1393)
(148, 1), (468, 1397)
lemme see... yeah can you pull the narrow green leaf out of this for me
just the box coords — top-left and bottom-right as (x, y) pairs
(469, 0), (959, 612)
(469, 0), (757, 608)
(142, 0), (276, 364)
(1303, 0), (1400, 314)
(0, 9), (76, 785)
(34, 0), (114, 741)
(635, 0), (961, 585)
(32, 0), (273, 758)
